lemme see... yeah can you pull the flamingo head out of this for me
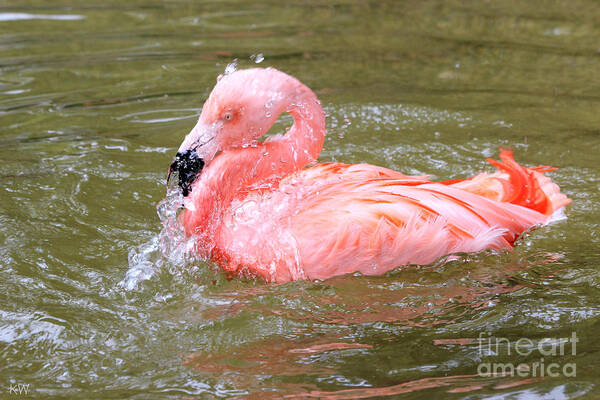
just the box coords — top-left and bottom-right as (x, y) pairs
(168, 67), (299, 196)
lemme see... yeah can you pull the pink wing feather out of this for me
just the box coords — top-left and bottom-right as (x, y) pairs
(209, 150), (570, 282)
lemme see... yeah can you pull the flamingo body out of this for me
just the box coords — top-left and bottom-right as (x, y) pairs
(170, 68), (571, 283)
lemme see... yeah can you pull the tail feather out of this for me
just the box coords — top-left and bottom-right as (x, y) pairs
(448, 149), (571, 217)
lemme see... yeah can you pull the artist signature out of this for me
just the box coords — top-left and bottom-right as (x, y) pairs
(8, 383), (30, 395)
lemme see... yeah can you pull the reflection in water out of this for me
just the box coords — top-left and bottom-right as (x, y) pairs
(174, 253), (560, 397)
(211, 253), (531, 326)
(285, 375), (529, 399)
(0, 13), (84, 21)
(184, 337), (367, 377)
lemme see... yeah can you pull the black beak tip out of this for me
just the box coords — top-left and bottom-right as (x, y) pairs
(167, 149), (205, 197)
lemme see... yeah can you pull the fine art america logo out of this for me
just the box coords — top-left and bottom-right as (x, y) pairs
(477, 332), (578, 378)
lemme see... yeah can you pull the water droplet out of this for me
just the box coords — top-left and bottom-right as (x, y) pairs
(224, 59), (238, 75)
(254, 53), (264, 63)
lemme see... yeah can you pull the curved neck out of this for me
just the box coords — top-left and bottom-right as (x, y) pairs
(183, 85), (326, 235)
(272, 86), (327, 172)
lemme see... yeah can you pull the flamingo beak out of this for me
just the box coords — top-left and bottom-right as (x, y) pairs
(167, 148), (205, 197)
(168, 120), (219, 196)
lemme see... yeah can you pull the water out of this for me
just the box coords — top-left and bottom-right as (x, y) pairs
(1, 0), (599, 398)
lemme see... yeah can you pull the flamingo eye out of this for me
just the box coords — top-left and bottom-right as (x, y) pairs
(223, 112), (233, 121)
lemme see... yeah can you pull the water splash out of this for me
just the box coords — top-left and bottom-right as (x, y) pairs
(119, 187), (196, 290)
(265, 98), (274, 118)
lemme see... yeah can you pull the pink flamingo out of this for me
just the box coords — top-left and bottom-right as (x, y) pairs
(168, 67), (571, 283)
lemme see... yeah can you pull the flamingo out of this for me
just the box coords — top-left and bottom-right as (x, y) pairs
(168, 67), (571, 283)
